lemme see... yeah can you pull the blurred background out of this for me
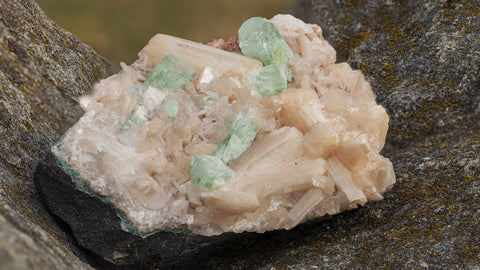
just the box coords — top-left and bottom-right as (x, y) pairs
(37, 0), (297, 70)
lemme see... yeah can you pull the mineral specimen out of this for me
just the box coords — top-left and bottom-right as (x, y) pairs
(51, 14), (395, 236)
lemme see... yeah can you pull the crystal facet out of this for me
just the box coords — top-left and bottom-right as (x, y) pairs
(121, 104), (147, 132)
(245, 63), (287, 96)
(161, 99), (178, 117)
(189, 155), (234, 189)
(238, 17), (294, 66)
(144, 54), (196, 89)
(215, 112), (259, 165)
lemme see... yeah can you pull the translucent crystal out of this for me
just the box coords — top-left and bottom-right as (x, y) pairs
(273, 88), (325, 133)
(161, 99), (178, 117)
(287, 189), (325, 229)
(215, 112), (259, 165)
(121, 104), (147, 132)
(327, 156), (367, 204)
(144, 54), (196, 89)
(245, 63), (287, 96)
(238, 17), (294, 66)
(189, 155), (234, 189)
(200, 91), (219, 109)
(139, 34), (262, 77)
(142, 86), (166, 112)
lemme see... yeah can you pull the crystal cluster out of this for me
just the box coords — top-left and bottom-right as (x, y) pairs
(52, 14), (395, 236)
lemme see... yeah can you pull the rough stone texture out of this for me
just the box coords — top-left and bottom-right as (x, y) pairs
(147, 0), (480, 268)
(149, 0), (480, 267)
(0, 0), (110, 268)
(203, 0), (478, 268)
(2, 0), (479, 269)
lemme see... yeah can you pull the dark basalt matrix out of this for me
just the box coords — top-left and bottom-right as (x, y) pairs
(0, 0), (479, 269)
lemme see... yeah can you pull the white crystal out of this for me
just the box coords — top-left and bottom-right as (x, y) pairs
(142, 86), (166, 113)
(199, 67), (215, 86)
(53, 14), (396, 236)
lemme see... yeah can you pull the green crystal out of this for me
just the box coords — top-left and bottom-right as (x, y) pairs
(238, 17), (294, 67)
(246, 63), (287, 96)
(161, 99), (178, 117)
(189, 155), (234, 189)
(215, 112), (259, 165)
(200, 91), (219, 109)
(144, 54), (196, 89)
(130, 84), (145, 102)
(121, 104), (147, 132)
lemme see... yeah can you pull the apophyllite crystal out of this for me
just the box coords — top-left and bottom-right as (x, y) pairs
(52, 14), (396, 236)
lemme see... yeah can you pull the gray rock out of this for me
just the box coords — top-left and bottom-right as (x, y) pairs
(153, 0), (480, 268)
(201, 0), (478, 268)
(2, 0), (479, 269)
(223, 0), (478, 268)
(0, 0), (110, 268)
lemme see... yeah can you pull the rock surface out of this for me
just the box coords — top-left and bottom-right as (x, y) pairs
(1, 0), (479, 269)
(209, 0), (478, 268)
(0, 0), (110, 268)
(204, 0), (478, 268)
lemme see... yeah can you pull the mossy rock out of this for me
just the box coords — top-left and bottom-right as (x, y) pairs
(1, 0), (479, 269)
(0, 0), (110, 268)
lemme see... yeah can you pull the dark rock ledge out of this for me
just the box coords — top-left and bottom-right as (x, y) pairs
(1, 0), (479, 269)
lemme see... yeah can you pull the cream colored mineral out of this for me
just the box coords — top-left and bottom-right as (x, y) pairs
(52, 14), (395, 236)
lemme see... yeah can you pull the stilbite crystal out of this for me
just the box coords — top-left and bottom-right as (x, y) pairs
(138, 33), (262, 77)
(51, 14), (396, 236)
